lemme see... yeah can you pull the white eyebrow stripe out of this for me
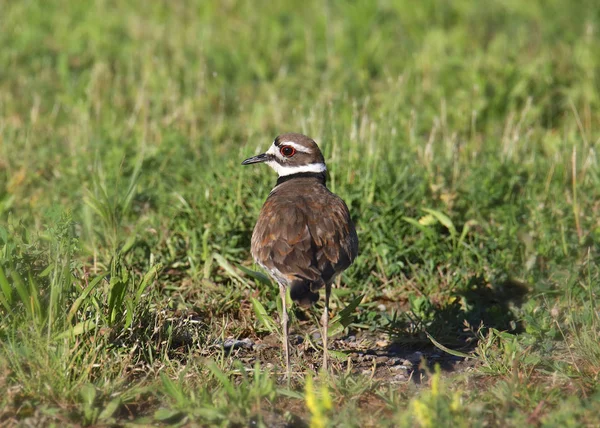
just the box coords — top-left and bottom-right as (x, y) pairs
(266, 161), (326, 176)
(278, 141), (311, 153)
(265, 144), (279, 157)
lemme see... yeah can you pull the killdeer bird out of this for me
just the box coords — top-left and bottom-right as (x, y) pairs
(242, 133), (358, 375)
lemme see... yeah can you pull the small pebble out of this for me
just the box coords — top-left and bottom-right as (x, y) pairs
(386, 357), (401, 366)
(392, 374), (407, 382)
(222, 338), (254, 350)
(375, 356), (388, 365)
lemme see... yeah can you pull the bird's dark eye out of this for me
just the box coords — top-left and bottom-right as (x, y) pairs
(280, 146), (296, 157)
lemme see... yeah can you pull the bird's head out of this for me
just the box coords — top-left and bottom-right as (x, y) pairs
(242, 133), (326, 177)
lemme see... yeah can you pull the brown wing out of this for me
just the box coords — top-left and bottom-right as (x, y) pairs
(305, 189), (358, 280)
(251, 185), (358, 289)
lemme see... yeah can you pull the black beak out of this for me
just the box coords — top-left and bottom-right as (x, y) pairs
(241, 153), (268, 165)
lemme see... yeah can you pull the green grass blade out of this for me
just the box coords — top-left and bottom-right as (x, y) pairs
(403, 217), (435, 236)
(425, 332), (473, 359)
(66, 273), (107, 325)
(0, 265), (12, 311)
(422, 208), (457, 238)
(159, 373), (187, 406)
(206, 361), (236, 397)
(236, 264), (273, 286)
(135, 263), (162, 304)
(11, 269), (31, 317)
(250, 297), (278, 334)
(329, 294), (363, 337)
(55, 319), (98, 340)
(213, 253), (250, 288)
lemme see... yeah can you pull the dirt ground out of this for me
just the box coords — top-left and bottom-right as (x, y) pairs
(220, 328), (478, 384)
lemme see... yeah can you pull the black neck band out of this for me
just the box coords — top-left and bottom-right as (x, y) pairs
(276, 171), (327, 186)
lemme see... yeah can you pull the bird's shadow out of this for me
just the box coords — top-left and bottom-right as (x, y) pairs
(376, 275), (530, 381)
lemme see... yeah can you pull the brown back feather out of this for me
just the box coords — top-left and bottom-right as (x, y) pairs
(251, 177), (358, 302)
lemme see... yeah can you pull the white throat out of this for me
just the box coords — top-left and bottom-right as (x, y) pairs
(267, 161), (327, 177)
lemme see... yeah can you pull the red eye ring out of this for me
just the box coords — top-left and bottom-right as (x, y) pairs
(280, 146), (296, 157)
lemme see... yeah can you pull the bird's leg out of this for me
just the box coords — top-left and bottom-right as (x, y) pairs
(321, 283), (331, 371)
(279, 283), (290, 378)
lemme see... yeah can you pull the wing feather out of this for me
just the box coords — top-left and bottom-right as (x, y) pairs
(250, 184), (358, 290)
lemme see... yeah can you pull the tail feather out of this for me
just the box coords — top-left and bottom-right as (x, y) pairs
(289, 279), (322, 307)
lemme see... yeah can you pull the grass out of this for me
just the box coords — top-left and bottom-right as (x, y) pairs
(1, 0), (600, 425)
